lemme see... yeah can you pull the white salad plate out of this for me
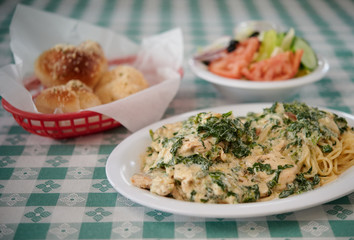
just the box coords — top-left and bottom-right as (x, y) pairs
(106, 103), (354, 218)
(188, 56), (330, 103)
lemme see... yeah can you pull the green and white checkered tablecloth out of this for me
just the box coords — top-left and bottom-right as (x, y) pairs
(0, 0), (353, 239)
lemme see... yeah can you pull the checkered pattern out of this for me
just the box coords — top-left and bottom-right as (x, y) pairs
(0, 0), (354, 239)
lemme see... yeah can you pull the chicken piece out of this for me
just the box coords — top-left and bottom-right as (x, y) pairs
(131, 173), (152, 189)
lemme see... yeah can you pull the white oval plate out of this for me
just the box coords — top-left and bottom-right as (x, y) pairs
(106, 103), (354, 218)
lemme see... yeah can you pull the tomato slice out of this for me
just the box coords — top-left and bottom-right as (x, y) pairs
(292, 49), (303, 74)
(209, 58), (244, 79)
(242, 50), (304, 81)
(208, 37), (260, 79)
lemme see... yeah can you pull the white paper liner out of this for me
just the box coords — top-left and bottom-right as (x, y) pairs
(0, 4), (183, 132)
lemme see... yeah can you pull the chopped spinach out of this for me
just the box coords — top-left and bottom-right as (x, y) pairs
(222, 111), (233, 118)
(170, 136), (184, 156)
(267, 164), (294, 190)
(283, 101), (326, 122)
(278, 183), (295, 198)
(333, 114), (348, 134)
(280, 102), (343, 148)
(247, 162), (294, 191)
(248, 162), (293, 175)
(321, 144), (333, 153)
(154, 157), (172, 169)
(264, 102), (279, 114)
(161, 137), (169, 147)
(209, 171), (227, 191)
(247, 162), (274, 175)
(175, 154), (211, 171)
(279, 173), (320, 198)
(149, 129), (154, 140)
(197, 113), (256, 158)
(241, 184), (260, 203)
(190, 190), (197, 201)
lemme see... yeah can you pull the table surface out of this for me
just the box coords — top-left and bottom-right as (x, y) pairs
(0, 0), (354, 239)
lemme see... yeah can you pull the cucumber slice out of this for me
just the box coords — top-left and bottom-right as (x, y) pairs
(293, 37), (318, 70)
(281, 28), (295, 51)
(256, 29), (278, 61)
(276, 32), (285, 47)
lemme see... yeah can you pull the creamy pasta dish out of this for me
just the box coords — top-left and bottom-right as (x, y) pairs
(131, 102), (354, 204)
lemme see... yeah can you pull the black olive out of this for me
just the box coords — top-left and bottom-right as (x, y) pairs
(202, 60), (211, 65)
(249, 31), (260, 38)
(226, 40), (239, 53)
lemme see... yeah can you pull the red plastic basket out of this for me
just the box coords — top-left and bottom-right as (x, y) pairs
(1, 56), (182, 139)
(0, 57), (140, 139)
(2, 98), (121, 139)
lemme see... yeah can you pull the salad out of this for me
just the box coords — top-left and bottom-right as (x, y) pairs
(194, 25), (318, 81)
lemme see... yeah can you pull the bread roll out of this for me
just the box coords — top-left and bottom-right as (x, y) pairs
(66, 80), (101, 109)
(94, 65), (148, 104)
(34, 80), (101, 114)
(34, 40), (108, 88)
(34, 86), (80, 114)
